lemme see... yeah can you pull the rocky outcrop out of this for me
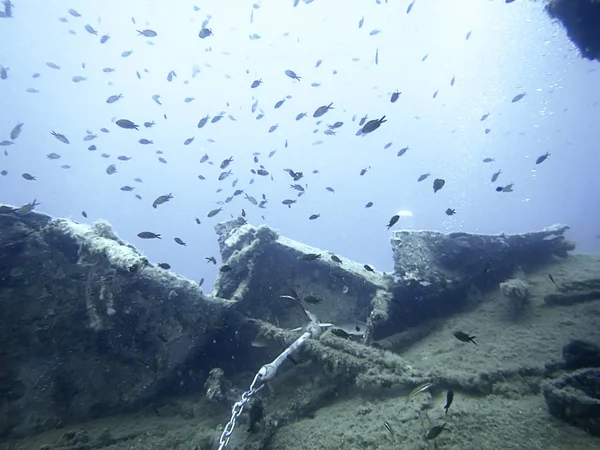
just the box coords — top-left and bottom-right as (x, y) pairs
(543, 368), (600, 436)
(563, 340), (600, 371)
(544, 277), (600, 306)
(500, 278), (532, 315)
(379, 225), (573, 341)
(546, 0), (600, 62)
(0, 208), (231, 438)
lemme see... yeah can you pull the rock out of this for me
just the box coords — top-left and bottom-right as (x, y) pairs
(204, 368), (229, 403)
(546, 0), (600, 61)
(542, 368), (600, 436)
(383, 225), (572, 340)
(391, 224), (572, 286)
(499, 278), (531, 315)
(563, 340), (600, 370)
(545, 290), (600, 306)
(0, 207), (231, 438)
(545, 277), (600, 306)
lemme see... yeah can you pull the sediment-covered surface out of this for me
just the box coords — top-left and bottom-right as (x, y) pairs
(2, 208), (600, 449)
(4, 253), (599, 450)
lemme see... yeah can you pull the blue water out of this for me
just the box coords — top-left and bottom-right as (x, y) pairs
(1, 0), (599, 290)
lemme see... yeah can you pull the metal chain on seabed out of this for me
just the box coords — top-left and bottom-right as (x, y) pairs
(218, 372), (264, 450)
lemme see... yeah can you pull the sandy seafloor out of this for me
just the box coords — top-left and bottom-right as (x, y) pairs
(2, 255), (600, 450)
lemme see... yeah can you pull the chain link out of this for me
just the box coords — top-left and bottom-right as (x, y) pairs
(218, 373), (264, 449)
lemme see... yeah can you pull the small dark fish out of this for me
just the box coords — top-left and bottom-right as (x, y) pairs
(304, 295), (322, 304)
(157, 263), (171, 269)
(426, 423), (447, 440)
(397, 146), (408, 157)
(152, 193), (173, 209)
(383, 421), (393, 436)
(444, 390), (454, 415)
(360, 116), (386, 134)
(548, 274), (558, 287)
(330, 328), (351, 339)
(445, 208), (456, 216)
(207, 207), (223, 217)
(313, 102), (333, 118)
(198, 115), (210, 128)
(511, 92), (526, 103)
(301, 253), (321, 261)
(138, 231), (161, 239)
(10, 123), (24, 140)
(199, 27), (213, 38)
(364, 264), (375, 272)
(220, 156), (234, 169)
(453, 331), (476, 345)
(174, 237), (187, 246)
(433, 178), (445, 193)
(116, 119), (138, 130)
(206, 256), (217, 265)
(331, 255), (342, 264)
(535, 152), (550, 164)
(84, 24), (98, 35)
(407, 382), (433, 401)
(387, 215), (400, 230)
(138, 29), (158, 37)
(418, 173), (430, 182)
(309, 214), (320, 220)
(51, 131), (70, 144)
(496, 182), (514, 193)
(284, 69), (301, 80)
(220, 264), (233, 272)
(390, 91), (401, 103)
(81, 211), (88, 218)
